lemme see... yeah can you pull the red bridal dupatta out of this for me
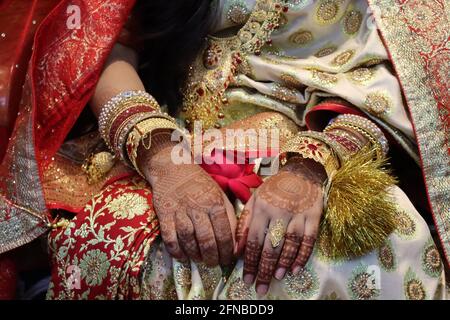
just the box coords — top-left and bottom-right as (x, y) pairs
(0, 0), (449, 268)
(0, 0), (137, 253)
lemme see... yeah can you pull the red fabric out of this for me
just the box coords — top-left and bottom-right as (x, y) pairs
(0, 127), (7, 162)
(30, 0), (136, 170)
(305, 102), (400, 147)
(0, 254), (17, 300)
(48, 177), (159, 299)
(305, 102), (364, 131)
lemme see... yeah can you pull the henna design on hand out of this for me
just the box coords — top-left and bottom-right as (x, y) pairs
(141, 146), (233, 266)
(244, 240), (263, 276)
(209, 206), (234, 266)
(278, 233), (302, 269)
(256, 250), (279, 285)
(258, 171), (320, 215)
(175, 211), (201, 262)
(293, 235), (316, 269)
(236, 209), (250, 242)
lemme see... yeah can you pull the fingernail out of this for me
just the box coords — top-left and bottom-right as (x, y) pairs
(256, 284), (268, 296)
(243, 274), (254, 285)
(292, 266), (301, 275)
(274, 268), (286, 280)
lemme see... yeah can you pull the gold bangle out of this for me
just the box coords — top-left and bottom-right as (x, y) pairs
(126, 117), (180, 177)
(281, 131), (340, 179)
(325, 122), (383, 159)
(104, 97), (160, 141)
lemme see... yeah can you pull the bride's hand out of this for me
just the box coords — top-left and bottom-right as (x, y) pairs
(234, 157), (326, 295)
(139, 143), (236, 267)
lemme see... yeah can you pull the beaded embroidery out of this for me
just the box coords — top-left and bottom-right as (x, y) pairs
(181, 0), (286, 130)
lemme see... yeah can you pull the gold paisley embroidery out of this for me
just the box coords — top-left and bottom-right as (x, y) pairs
(421, 238), (443, 278)
(404, 268), (427, 300)
(280, 73), (303, 87)
(356, 55), (386, 67)
(289, 29), (314, 47)
(394, 210), (417, 239)
(377, 240), (397, 272)
(182, 0), (284, 130)
(314, 45), (338, 58)
(315, 235), (347, 266)
(342, 10), (362, 35)
(331, 49), (356, 67)
(311, 69), (339, 87)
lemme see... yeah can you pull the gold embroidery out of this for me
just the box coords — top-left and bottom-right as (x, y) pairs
(342, 10), (362, 35)
(422, 238), (442, 278)
(182, 0), (284, 130)
(289, 29), (314, 46)
(348, 264), (381, 300)
(174, 263), (192, 290)
(272, 83), (300, 103)
(370, 0), (450, 262)
(394, 210), (417, 239)
(347, 67), (375, 85)
(197, 264), (220, 295)
(226, 277), (254, 300)
(364, 92), (392, 115)
(404, 268), (427, 300)
(280, 73), (303, 87)
(311, 69), (339, 87)
(285, 268), (320, 299)
(107, 193), (150, 220)
(314, 45), (338, 58)
(226, 0), (251, 25)
(315, 0), (344, 25)
(331, 49), (356, 67)
(377, 240), (396, 272)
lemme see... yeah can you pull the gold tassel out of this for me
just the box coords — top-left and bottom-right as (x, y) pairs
(319, 147), (398, 260)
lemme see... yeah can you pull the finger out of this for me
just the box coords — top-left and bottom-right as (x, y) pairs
(243, 204), (268, 286)
(274, 216), (304, 280)
(159, 212), (187, 262)
(292, 217), (318, 274)
(255, 217), (289, 296)
(175, 210), (201, 262)
(235, 195), (256, 256)
(223, 195), (237, 247)
(209, 203), (234, 266)
(187, 210), (219, 267)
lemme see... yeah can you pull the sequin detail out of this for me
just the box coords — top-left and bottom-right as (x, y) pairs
(284, 267), (320, 299)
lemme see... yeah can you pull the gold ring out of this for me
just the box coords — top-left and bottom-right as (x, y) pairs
(269, 219), (285, 248)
